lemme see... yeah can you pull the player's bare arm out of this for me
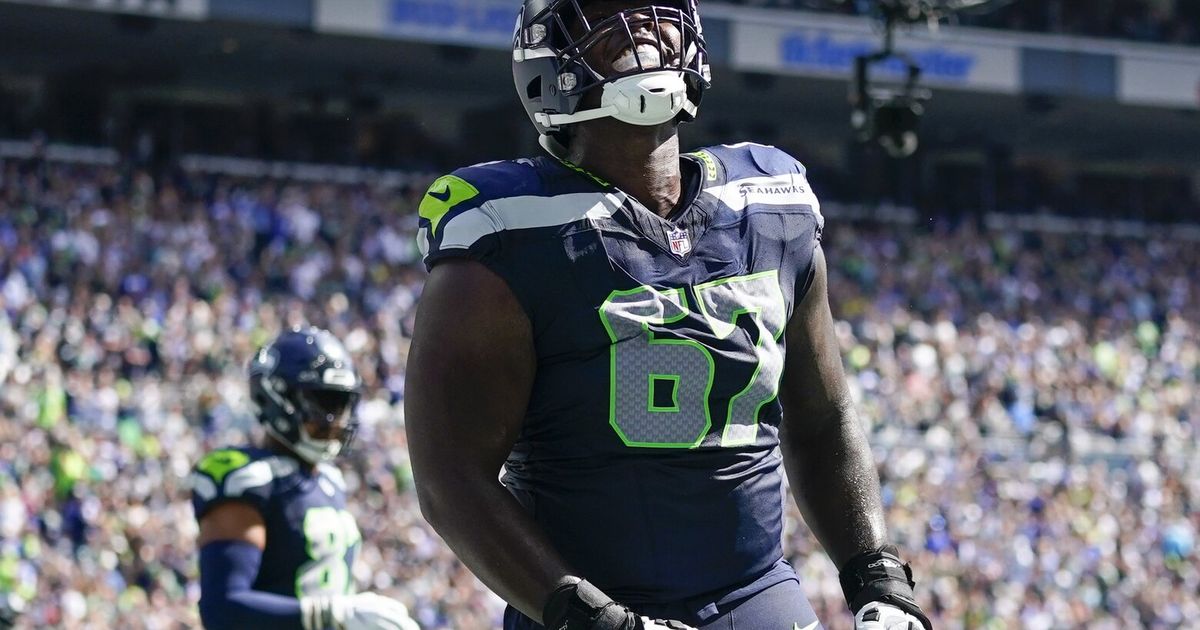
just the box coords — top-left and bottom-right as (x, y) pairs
(195, 499), (282, 630)
(198, 501), (268, 549)
(407, 260), (689, 630)
(405, 259), (573, 622)
(778, 246), (886, 561)
(197, 495), (347, 630)
(779, 246), (931, 629)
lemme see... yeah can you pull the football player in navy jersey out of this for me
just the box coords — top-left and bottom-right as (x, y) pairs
(406, 1), (932, 630)
(191, 327), (418, 630)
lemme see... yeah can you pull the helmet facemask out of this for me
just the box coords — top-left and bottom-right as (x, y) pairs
(291, 388), (360, 464)
(514, 0), (711, 150)
(255, 375), (361, 465)
(539, 2), (703, 81)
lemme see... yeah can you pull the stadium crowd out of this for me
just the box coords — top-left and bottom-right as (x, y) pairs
(0, 153), (1197, 629)
(736, 0), (1200, 46)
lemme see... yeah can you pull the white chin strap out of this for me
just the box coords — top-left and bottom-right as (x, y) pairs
(535, 71), (697, 129)
(265, 420), (341, 464)
(294, 431), (342, 464)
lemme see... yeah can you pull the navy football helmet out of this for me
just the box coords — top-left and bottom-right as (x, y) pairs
(512, 0), (711, 156)
(248, 327), (362, 464)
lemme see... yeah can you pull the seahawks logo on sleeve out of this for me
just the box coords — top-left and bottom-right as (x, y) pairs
(190, 447), (297, 519)
(415, 159), (551, 268)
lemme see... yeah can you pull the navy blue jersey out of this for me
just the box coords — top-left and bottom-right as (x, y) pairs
(190, 447), (361, 598)
(419, 143), (823, 604)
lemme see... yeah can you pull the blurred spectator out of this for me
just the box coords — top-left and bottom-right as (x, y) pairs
(0, 154), (1197, 629)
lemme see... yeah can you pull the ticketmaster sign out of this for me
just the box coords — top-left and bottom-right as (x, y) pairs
(781, 32), (976, 82)
(317, 0), (514, 49)
(718, 7), (1020, 93)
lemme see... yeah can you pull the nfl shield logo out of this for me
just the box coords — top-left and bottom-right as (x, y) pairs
(668, 228), (692, 258)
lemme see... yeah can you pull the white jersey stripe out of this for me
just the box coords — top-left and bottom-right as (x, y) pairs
(224, 460), (275, 497)
(702, 175), (822, 214)
(440, 207), (501, 251)
(439, 192), (626, 250)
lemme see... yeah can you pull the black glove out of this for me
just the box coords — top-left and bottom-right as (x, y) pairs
(542, 578), (695, 630)
(839, 545), (932, 630)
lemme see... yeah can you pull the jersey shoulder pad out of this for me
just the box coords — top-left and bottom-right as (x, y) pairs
(698, 142), (821, 218)
(418, 159), (543, 237)
(190, 447), (299, 518)
(418, 158), (546, 268)
(702, 142), (807, 178)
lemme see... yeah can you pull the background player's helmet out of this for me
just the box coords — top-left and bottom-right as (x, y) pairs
(248, 327), (362, 464)
(512, 0), (711, 156)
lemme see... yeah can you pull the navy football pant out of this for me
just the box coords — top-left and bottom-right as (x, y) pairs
(503, 563), (823, 630)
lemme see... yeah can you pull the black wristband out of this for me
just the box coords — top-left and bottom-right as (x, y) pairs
(542, 578), (637, 630)
(838, 545), (932, 630)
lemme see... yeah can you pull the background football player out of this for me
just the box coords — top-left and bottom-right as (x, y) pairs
(406, 1), (933, 629)
(191, 327), (418, 630)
